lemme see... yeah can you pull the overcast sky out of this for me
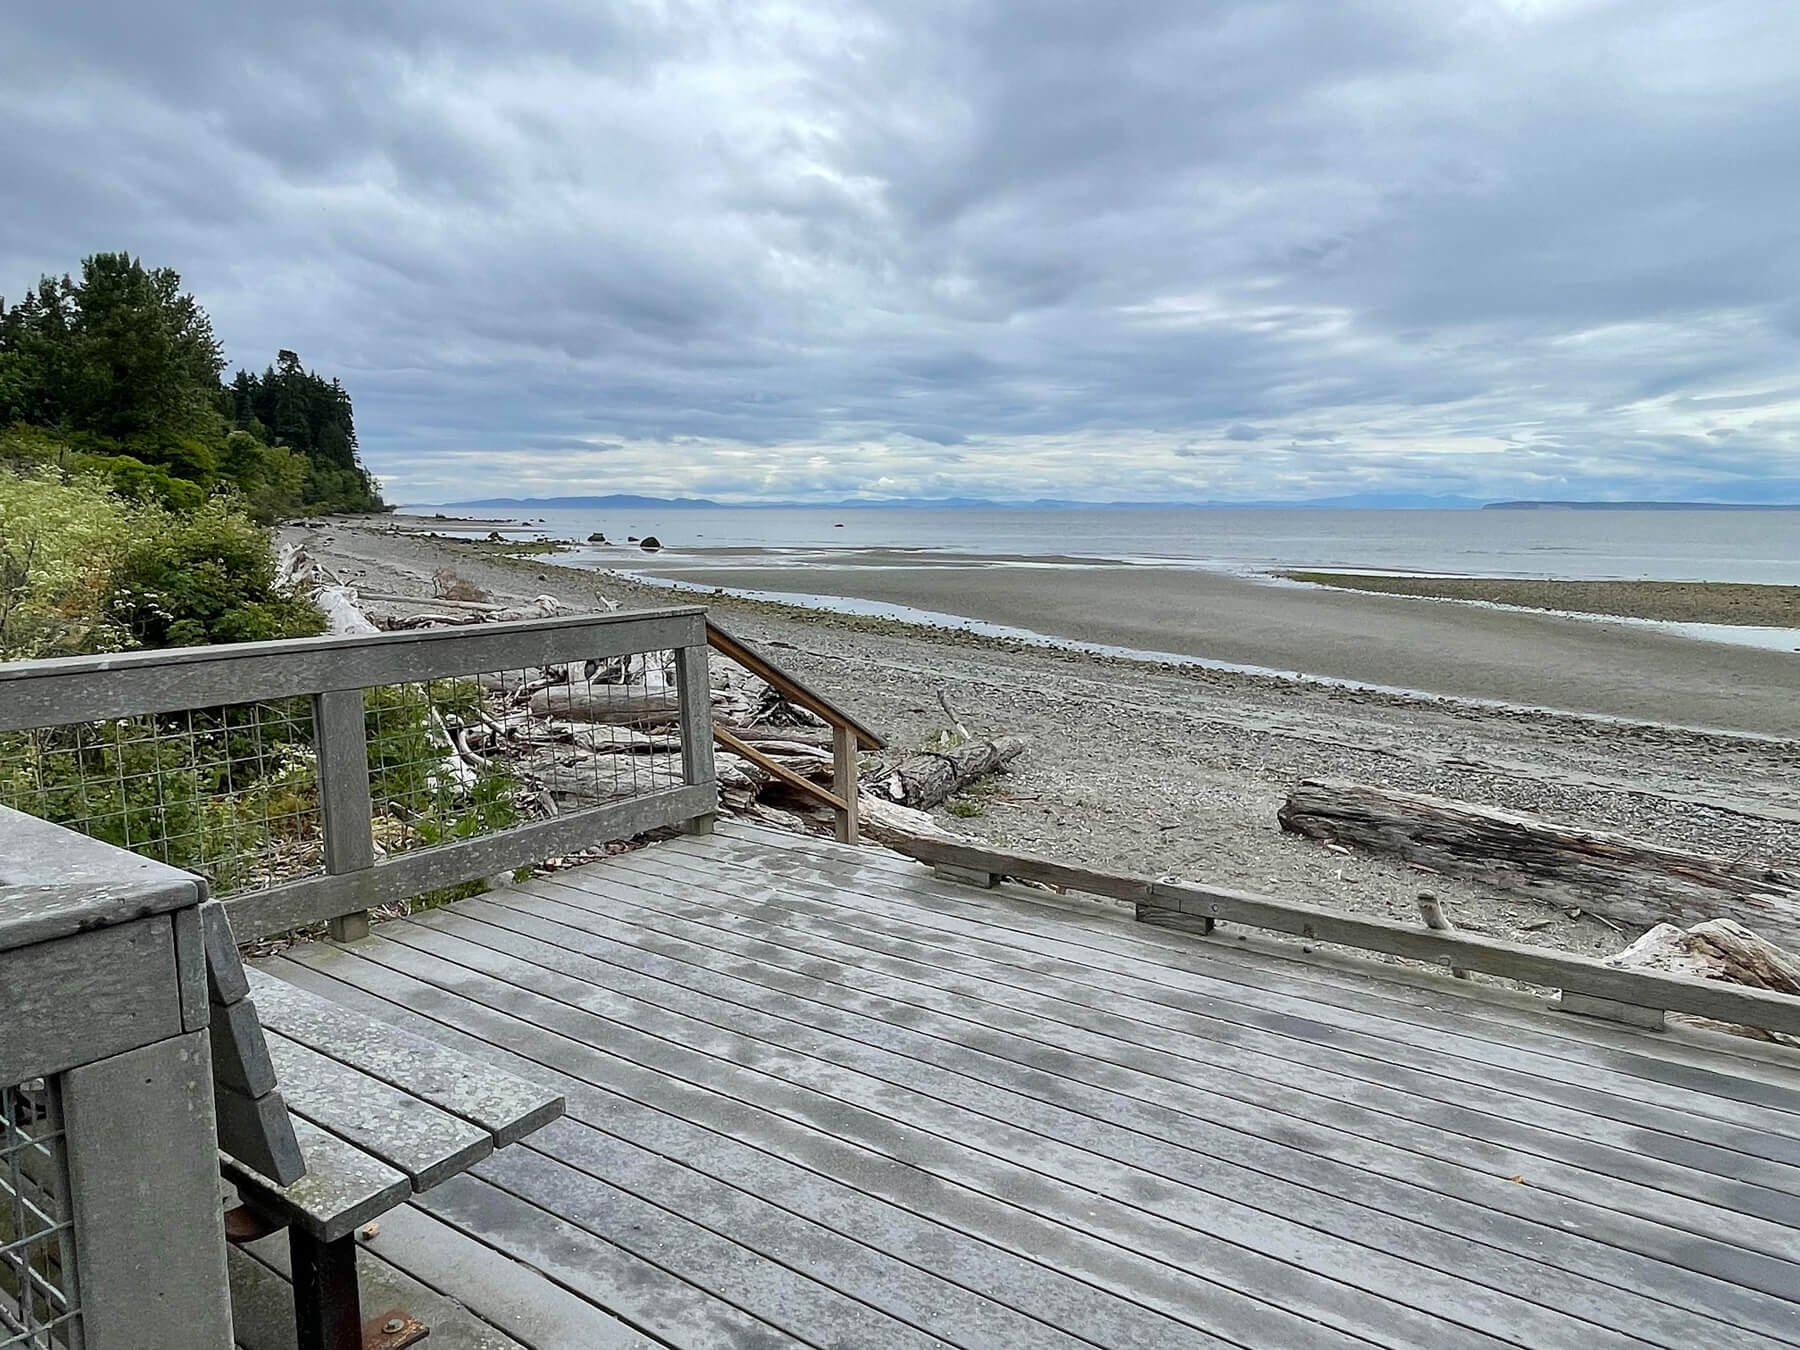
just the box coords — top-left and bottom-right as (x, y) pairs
(4, 1), (1798, 504)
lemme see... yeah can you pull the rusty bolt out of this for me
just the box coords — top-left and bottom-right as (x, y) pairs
(383, 1318), (404, 1334)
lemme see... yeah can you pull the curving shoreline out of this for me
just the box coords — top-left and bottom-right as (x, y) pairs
(595, 553), (1799, 739)
(287, 515), (1800, 962)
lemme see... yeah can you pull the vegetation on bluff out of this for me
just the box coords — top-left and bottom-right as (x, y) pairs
(0, 253), (412, 891)
(1, 252), (384, 520)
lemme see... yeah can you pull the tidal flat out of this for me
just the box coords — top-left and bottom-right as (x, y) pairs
(1285, 572), (1800, 628)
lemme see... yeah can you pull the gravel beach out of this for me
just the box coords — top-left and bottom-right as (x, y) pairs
(293, 515), (1800, 964)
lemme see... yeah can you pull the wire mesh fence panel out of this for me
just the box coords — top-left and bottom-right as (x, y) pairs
(0, 700), (324, 897)
(0, 1081), (79, 1349)
(364, 649), (687, 866)
(0, 628), (705, 916)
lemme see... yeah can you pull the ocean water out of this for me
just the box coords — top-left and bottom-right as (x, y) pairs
(445, 506), (1800, 585)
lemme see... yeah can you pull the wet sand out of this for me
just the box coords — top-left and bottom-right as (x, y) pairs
(1287, 572), (1800, 627)
(626, 559), (1799, 737)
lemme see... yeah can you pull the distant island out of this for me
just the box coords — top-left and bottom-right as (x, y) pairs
(1483, 500), (1800, 511)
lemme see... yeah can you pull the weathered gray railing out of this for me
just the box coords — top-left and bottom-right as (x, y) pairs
(0, 607), (717, 942)
(895, 834), (1800, 1039)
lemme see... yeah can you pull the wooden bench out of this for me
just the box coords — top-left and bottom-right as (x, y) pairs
(200, 904), (564, 1349)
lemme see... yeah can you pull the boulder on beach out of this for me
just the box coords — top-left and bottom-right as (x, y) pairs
(486, 529), (505, 541)
(587, 531), (608, 543)
(640, 535), (663, 552)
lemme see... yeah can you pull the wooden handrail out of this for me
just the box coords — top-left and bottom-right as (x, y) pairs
(0, 610), (720, 939)
(705, 620), (879, 844)
(713, 726), (848, 813)
(887, 834), (1800, 1039)
(705, 622), (884, 750)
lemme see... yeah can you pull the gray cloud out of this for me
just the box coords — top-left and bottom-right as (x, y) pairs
(3, 0), (1798, 503)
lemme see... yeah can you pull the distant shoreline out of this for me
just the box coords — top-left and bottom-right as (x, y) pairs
(407, 495), (1800, 512)
(1480, 500), (1800, 512)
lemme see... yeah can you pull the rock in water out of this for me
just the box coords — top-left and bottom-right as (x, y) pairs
(640, 535), (663, 551)
(586, 531), (608, 543)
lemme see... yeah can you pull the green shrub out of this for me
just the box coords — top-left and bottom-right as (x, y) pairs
(103, 498), (327, 648)
(79, 452), (207, 510)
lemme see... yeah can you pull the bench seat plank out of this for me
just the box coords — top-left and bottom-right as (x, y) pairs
(248, 967), (563, 1145)
(225, 1117), (411, 1243)
(263, 1033), (494, 1190)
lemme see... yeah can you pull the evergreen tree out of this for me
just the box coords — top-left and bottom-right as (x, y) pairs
(0, 254), (223, 446)
(3, 253), (385, 516)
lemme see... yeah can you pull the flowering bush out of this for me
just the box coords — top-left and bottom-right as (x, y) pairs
(0, 466), (132, 658)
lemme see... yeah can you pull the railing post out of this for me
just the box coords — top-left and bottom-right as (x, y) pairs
(312, 689), (375, 941)
(675, 643), (718, 835)
(832, 724), (860, 845)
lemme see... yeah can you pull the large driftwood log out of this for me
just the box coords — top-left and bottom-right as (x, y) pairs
(528, 683), (681, 726)
(1278, 778), (1800, 947)
(857, 795), (957, 848)
(874, 736), (1027, 810)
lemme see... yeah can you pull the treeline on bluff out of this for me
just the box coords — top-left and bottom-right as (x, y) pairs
(0, 253), (388, 660)
(2, 251), (384, 519)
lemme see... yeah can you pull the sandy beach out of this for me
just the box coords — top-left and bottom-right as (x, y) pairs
(292, 516), (1800, 965)
(599, 551), (1799, 738)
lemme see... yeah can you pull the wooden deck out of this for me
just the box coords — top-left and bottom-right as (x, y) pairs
(243, 822), (1800, 1349)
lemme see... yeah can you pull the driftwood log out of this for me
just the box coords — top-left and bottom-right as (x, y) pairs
(528, 683), (681, 726)
(1605, 919), (1800, 1043)
(1279, 778), (1800, 947)
(873, 736), (1027, 810)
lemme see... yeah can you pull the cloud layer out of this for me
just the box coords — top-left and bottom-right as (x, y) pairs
(5, 0), (1798, 502)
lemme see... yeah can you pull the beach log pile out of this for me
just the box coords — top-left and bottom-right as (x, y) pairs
(1278, 778), (1800, 947)
(273, 549), (1010, 844)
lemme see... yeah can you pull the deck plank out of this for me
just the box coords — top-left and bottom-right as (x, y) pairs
(298, 936), (1391, 1348)
(568, 853), (1800, 1207)
(265, 955), (1241, 1350)
(363, 917), (1704, 1350)
(490, 874), (1800, 1296)
(437, 888), (1800, 1344)
(511, 864), (1800, 1256)
(695, 826), (1800, 1107)
(242, 824), (1800, 1350)
(228, 1230), (540, 1350)
(248, 967), (564, 1144)
(262, 1031), (493, 1189)
(652, 836), (1800, 1142)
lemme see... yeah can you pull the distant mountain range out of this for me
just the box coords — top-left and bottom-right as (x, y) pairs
(428, 492), (1799, 512)
(433, 491), (1496, 510)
